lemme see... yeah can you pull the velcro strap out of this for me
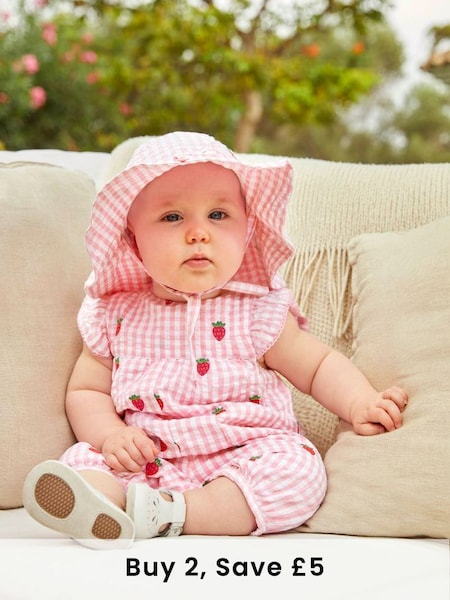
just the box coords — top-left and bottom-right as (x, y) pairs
(161, 489), (186, 537)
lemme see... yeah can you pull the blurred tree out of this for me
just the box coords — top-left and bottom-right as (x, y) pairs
(341, 21), (450, 163)
(0, 0), (395, 151)
(89, 0), (394, 151)
(272, 82), (450, 163)
(389, 83), (450, 163)
(421, 24), (450, 86)
(254, 19), (404, 156)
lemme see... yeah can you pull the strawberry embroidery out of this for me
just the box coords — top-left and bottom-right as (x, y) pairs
(154, 394), (164, 410)
(145, 458), (162, 477)
(249, 455), (261, 461)
(115, 317), (123, 336)
(249, 394), (261, 404)
(212, 406), (226, 415)
(114, 357), (120, 370)
(196, 358), (210, 376)
(301, 444), (316, 455)
(212, 321), (226, 341)
(129, 394), (144, 411)
(159, 439), (168, 452)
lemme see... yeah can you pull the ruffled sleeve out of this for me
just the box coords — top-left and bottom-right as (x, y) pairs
(77, 295), (112, 359)
(250, 288), (308, 358)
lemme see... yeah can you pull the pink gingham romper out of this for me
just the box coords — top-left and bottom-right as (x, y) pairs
(60, 132), (327, 535)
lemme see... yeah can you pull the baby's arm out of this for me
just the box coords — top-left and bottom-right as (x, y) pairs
(65, 344), (158, 471)
(265, 313), (408, 435)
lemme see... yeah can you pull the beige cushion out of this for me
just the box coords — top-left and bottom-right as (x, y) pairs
(0, 162), (94, 508)
(299, 216), (450, 537)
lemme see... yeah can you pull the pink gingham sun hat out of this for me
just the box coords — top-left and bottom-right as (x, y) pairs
(84, 131), (294, 299)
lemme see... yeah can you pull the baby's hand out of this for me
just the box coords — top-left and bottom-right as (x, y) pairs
(351, 386), (409, 436)
(102, 426), (159, 472)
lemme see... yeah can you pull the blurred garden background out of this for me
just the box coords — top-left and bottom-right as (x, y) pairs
(1, 0), (449, 162)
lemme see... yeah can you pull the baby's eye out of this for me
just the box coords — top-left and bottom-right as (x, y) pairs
(162, 213), (182, 222)
(209, 210), (227, 220)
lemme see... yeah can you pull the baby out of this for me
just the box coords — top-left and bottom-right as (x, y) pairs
(23, 132), (408, 548)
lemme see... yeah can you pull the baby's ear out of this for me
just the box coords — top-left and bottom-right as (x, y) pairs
(123, 225), (142, 259)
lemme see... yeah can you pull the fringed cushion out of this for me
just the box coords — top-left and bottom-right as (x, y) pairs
(299, 216), (450, 537)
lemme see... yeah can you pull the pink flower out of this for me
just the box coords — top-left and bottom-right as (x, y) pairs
(119, 102), (133, 116)
(0, 92), (9, 104)
(29, 86), (47, 109)
(1, 12), (11, 22)
(86, 71), (100, 84)
(22, 54), (40, 75)
(42, 23), (57, 46)
(82, 33), (94, 44)
(61, 43), (81, 63)
(61, 50), (75, 63)
(80, 50), (98, 64)
(34, 0), (48, 8)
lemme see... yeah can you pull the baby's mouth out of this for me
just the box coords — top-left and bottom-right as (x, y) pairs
(183, 255), (212, 268)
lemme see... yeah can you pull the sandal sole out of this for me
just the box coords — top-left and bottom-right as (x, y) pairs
(23, 460), (134, 549)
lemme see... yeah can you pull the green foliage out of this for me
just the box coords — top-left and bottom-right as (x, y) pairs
(266, 83), (450, 164)
(0, 0), (397, 152)
(390, 84), (450, 163)
(0, 2), (126, 149)
(4, 0), (446, 162)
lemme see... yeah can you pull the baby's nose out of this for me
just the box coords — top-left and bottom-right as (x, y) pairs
(186, 224), (210, 243)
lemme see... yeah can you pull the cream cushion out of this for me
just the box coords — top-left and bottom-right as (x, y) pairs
(299, 216), (450, 537)
(0, 163), (93, 508)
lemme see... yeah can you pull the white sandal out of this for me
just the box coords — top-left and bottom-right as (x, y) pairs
(23, 460), (135, 550)
(126, 484), (186, 539)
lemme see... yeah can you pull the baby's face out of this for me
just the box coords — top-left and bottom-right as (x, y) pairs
(127, 162), (248, 298)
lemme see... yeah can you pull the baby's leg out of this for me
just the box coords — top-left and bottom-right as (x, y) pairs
(32, 438), (325, 541)
(63, 444), (255, 537)
(185, 436), (327, 536)
(182, 476), (256, 535)
(79, 469), (126, 509)
(128, 436), (326, 537)
(60, 441), (129, 509)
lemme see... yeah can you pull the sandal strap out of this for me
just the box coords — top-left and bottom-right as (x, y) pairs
(126, 484), (186, 539)
(159, 489), (186, 537)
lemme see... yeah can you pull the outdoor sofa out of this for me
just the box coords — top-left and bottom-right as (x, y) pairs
(0, 138), (448, 599)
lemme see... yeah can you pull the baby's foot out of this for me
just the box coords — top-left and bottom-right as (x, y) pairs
(126, 484), (186, 539)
